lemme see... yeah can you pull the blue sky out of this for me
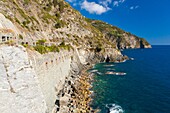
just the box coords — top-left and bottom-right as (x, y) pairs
(66, 0), (170, 45)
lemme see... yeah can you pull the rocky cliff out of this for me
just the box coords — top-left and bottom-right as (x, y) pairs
(0, 0), (151, 113)
(87, 19), (151, 49)
(0, 0), (151, 49)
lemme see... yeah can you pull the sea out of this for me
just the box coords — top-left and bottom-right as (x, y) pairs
(89, 45), (170, 113)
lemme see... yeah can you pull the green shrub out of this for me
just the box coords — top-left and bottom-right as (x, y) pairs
(53, 0), (58, 7)
(34, 40), (72, 54)
(19, 34), (23, 40)
(42, 13), (53, 23)
(15, 18), (20, 24)
(54, 23), (62, 29)
(48, 44), (60, 52)
(36, 39), (46, 45)
(44, 4), (52, 12)
(34, 45), (48, 54)
(66, 34), (71, 37)
(59, 42), (72, 51)
(30, 16), (39, 24)
(22, 21), (27, 26)
(22, 43), (29, 48)
(24, 0), (30, 5)
(95, 43), (103, 53)
(54, 19), (65, 29)
(55, 12), (60, 18)
(59, 1), (64, 12)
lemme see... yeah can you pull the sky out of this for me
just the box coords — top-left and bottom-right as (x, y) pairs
(66, 0), (170, 45)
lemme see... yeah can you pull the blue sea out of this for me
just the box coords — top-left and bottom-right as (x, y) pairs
(89, 45), (170, 113)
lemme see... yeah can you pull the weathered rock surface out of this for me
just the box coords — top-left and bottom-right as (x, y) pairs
(0, 0), (151, 48)
(0, 13), (18, 33)
(0, 45), (47, 113)
(28, 49), (73, 112)
(89, 20), (152, 49)
(76, 47), (127, 64)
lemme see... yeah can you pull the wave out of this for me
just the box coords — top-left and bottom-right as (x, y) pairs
(89, 69), (98, 73)
(106, 104), (124, 113)
(105, 71), (126, 76)
(103, 64), (115, 67)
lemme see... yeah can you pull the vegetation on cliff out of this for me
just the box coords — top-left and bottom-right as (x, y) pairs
(88, 19), (151, 49)
(32, 40), (72, 54)
(0, 0), (151, 53)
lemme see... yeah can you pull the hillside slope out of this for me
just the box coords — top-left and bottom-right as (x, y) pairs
(87, 19), (151, 49)
(0, 0), (151, 49)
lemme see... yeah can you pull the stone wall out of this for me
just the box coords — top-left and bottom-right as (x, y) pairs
(0, 45), (81, 113)
(28, 50), (74, 112)
(0, 45), (47, 113)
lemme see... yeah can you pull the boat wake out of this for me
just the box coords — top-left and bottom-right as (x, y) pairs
(106, 104), (124, 113)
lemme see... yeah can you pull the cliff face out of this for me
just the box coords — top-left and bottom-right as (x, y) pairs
(0, 0), (105, 48)
(0, 0), (151, 49)
(89, 20), (151, 49)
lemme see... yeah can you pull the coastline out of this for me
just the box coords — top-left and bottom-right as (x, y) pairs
(87, 46), (170, 113)
(67, 56), (131, 112)
(65, 66), (98, 113)
(55, 48), (130, 113)
(65, 61), (128, 112)
(0, 0), (153, 112)
(0, 45), (152, 113)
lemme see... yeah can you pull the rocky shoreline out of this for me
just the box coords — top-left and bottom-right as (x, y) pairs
(0, 45), (139, 113)
(56, 65), (98, 113)
(69, 69), (95, 112)
(55, 50), (130, 113)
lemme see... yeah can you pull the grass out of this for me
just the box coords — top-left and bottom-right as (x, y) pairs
(36, 39), (46, 45)
(30, 16), (39, 24)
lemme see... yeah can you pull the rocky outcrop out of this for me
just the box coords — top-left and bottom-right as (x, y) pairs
(0, 45), (47, 113)
(89, 19), (151, 49)
(76, 47), (128, 64)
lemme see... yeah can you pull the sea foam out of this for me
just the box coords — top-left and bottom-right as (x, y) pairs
(106, 104), (124, 113)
